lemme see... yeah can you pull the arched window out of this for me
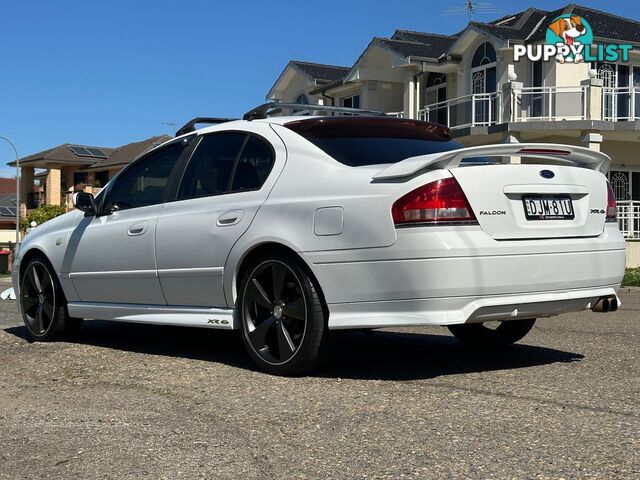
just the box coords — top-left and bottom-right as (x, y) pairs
(292, 93), (310, 114)
(470, 43), (497, 95)
(294, 93), (309, 105)
(471, 42), (496, 68)
(426, 72), (446, 88)
(470, 42), (497, 125)
(610, 171), (629, 201)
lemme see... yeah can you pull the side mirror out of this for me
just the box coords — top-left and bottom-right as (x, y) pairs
(73, 192), (96, 215)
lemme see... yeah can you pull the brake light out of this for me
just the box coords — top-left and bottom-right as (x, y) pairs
(606, 182), (617, 223)
(392, 177), (477, 225)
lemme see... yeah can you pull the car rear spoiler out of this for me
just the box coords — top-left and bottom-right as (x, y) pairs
(372, 143), (611, 180)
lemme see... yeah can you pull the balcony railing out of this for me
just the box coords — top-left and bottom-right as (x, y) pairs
(618, 200), (640, 239)
(417, 85), (640, 129)
(513, 86), (588, 122)
(603, 87), (640, 121)
(418, 92), (501, 129)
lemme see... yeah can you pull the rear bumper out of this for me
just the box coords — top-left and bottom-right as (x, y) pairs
(326, 286), (620, 329)
(303, 225), (626, 329)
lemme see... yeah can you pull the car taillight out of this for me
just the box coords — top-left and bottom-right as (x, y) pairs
(606, 181), (617, 223)
(391, 177), (477, 226)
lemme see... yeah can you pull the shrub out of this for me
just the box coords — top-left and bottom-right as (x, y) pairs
(622, 268), (640, 287)
(20, 204), (67, 231)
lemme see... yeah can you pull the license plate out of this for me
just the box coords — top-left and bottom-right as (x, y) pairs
(522, 196), (574, 220)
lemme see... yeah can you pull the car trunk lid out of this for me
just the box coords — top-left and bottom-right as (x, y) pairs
(449, 164), (608, 239)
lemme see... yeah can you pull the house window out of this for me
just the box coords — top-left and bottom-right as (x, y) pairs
(470, 42), (497, 93)
(73, 172), (88, 192)
(292, 93), (310, 114)
(596, 62), (640, 120)
(95, 171), (109, 188)
(608, 170), (640, 202)
(530, 61), (544, 118)
(425, 72), (447, 125)
(295, 93), (309, 105)
(470, 42), (497, 125)
(342, 95), (360, 109)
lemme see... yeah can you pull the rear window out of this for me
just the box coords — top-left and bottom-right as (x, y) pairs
(285, 117), (469, 167)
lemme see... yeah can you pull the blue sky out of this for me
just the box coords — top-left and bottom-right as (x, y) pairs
(0, 0), (637, 176)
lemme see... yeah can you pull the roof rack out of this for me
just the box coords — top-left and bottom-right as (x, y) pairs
(175, 117), (237, 137)
(242, 101), (386, 121)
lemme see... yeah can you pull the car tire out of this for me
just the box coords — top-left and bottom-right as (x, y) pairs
(447, 318), (536, 348)
(19, 255), (82, 341)
(238, 251), (328, 376)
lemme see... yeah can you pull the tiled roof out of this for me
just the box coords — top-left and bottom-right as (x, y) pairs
(11, 144), (116, 166)
(374, 37), (448, 59)
(391, 30), (458, 54)
(382, 4), (640, 59)
(8, 135), (171, 170)
(528, 4), (640, 44)
(84, 135), (171, 170)
(289, 61), (350, 83)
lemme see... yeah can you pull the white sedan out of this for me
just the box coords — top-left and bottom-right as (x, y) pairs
(13, 103), (626, 375)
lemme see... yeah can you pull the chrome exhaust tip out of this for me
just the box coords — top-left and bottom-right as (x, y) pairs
(592, 295), (617, 313)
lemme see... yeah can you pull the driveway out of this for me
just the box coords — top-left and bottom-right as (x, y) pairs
(0, 291), (638, 479)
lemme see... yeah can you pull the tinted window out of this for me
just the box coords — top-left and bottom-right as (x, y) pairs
(178, 133), (275, 199)
(285, 117), (491, 167)
(106, 142), (186, 210)
(177, 133), (246, 199)
(230, 136), (274, 192)
(301, 137), (464, 167)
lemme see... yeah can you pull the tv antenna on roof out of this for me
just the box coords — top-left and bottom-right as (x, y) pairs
(442, 1), (502, 20)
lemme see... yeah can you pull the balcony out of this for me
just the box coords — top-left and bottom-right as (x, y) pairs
(418, 92), (501, 129)
(618, 200), (640, 240)
(418, 85), (640, 130)
(603, 87), (640, 121)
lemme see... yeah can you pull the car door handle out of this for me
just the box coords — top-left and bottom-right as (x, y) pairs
(127, 221), (148, 236)
(217, 209), (243, 227)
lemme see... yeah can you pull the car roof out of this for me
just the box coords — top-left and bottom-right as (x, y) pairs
(172, 115), (452, 141)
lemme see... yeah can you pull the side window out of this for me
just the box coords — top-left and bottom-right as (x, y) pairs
(230, 136), (274, 192)
(106, 142), (187, 211)
(177, 133), (246, 200)
(177, 133), (275, 200)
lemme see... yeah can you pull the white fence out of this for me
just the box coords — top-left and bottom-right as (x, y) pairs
(513, 86), (588, 122)
(602, 86), (640, 121)
(618, 200), (640, 239)
(419, 92), (501, 129)
(0, 230), (17, 243)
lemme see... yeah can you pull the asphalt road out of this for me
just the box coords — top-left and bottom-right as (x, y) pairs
(0, 290), (638, 479)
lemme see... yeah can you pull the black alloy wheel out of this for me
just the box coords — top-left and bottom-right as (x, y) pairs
(21, 260), (57, 337)
(243, 260), (307, 364)
(239, 252), (327, 375)
(20, 256), (82, 341)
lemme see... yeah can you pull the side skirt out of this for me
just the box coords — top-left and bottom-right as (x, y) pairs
(67, 302), (236, 330)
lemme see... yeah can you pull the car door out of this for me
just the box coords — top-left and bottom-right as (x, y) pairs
(67, 138), (192, 304)
(155, 127), (282, 307)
